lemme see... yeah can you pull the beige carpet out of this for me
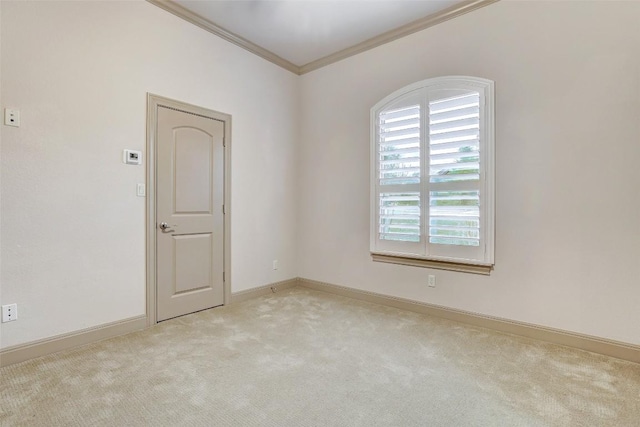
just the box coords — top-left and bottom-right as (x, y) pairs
(1, 287), (638, 426)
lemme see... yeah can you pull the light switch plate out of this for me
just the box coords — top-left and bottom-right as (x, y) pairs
(137, 183), (146, 197)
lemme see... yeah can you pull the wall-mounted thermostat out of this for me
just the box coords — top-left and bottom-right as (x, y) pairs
(123, 149), (142, 165)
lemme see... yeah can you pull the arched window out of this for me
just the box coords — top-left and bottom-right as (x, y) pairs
(370, 76), (494, 273)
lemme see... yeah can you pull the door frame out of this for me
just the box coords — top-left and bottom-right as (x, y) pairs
(146, 93), (232, 326)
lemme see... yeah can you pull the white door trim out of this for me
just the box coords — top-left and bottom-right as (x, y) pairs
(146, 93), (232, 326)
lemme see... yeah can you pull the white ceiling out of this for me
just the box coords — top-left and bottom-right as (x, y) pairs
(173, 0), (465, 66)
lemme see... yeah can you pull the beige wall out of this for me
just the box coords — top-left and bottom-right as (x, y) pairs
(298, 1), (640, 345)
(0, 1), (299, 348)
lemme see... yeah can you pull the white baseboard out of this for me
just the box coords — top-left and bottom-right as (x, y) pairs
(298, 278), (640, 364)
(4, 276), (637, 367)
(0, 315), (148, 368)
(231, 278), (299, 303)
(0, 278), (300, 368)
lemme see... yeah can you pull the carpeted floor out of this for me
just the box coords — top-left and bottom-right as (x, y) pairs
(1, 287), (639, 426)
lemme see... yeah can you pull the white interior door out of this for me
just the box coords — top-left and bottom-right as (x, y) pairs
(156, 106), (225, 321)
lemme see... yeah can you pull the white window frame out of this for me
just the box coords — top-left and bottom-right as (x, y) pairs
(370, 76), (495, 274)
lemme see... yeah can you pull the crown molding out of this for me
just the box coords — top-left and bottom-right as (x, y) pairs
(147, 0), (499, 76)
(299, 0), (500, 74)
(146, 0), (300, 75)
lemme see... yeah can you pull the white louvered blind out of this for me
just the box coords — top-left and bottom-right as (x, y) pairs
(378, 105), (421, 243)
(428, 93), (481, 247)
(371, 76), (494, 267)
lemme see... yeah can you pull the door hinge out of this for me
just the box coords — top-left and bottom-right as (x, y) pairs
(222, 204), (225, 215)
(223, 137), (226, 147)
(223, 272), (225, 282)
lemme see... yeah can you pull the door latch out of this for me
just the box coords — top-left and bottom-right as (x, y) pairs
(159, 222), (175, 233)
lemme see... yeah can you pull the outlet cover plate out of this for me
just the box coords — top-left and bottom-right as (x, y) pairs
(428, 275), (436, 288)
(4, 108), (20, 127)
(2, 303), (18, 322)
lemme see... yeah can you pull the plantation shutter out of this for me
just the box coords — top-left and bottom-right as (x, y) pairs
(428, 92), (481, 248)
(375, 99), (424, 253)
(371, 77), (494, 267)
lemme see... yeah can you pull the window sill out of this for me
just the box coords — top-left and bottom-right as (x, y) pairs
(371, 253), (493, 275)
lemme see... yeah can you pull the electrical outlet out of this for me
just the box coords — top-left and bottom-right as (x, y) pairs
(428, 275), (436, 288)
(4, 108), (20, 127)
(2, 304), (18, 322)
(272, 260), (278, 270)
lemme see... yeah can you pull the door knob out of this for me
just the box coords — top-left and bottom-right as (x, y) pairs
(159, 222), (171, 231)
